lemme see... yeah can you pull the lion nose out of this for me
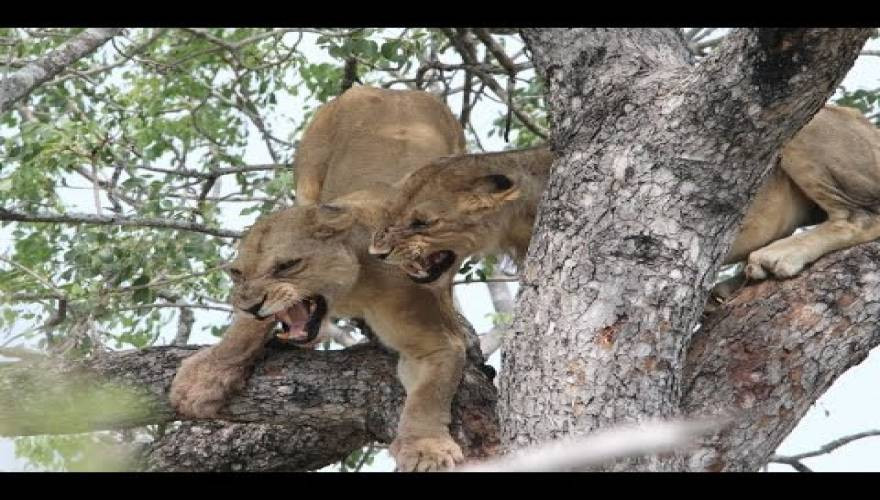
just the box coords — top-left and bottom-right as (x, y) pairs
(245, 294), (268, 317)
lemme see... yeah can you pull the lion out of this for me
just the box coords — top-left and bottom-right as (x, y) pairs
(295, 85), (465, 205)
(169, 86), (471, 472)
(370, 106), (880, 293)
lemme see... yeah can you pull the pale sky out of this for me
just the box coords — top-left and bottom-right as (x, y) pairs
(1, 30), (878, 472)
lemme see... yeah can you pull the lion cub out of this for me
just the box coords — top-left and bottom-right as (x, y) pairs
(170, 85), (471, 472)
(371, 106), (880, 291)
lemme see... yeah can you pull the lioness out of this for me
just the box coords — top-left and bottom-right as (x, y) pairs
(170, 86), (470, 471)
(370, 106), (880, 290)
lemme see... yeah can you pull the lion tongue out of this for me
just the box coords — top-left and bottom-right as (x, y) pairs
(275, 302), (310, 340)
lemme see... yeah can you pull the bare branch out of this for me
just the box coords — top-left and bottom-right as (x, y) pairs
(0, 28), (123, 112)
(117, 303), (232, 313)
(0, 207), (242, 239)
(769, 455), (813, 472)
(473, 29), (520, 75)
(442, 28), (548, 140)
(772, 430), (880, 463)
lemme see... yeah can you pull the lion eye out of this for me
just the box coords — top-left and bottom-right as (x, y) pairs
(275, 258), (302, 274)
(228, 267), (243, 280)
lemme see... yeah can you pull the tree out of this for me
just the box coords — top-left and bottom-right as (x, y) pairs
(0, 28), (879, 472)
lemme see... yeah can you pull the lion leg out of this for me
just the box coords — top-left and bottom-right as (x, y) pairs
(170, 313), (275, 418)
(746, 215), (880, 280)
(391, 337), (466, 472)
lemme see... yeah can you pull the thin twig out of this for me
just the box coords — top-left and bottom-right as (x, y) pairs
(0, 207), (242, 239)
(117, 302), (233, 313)
(441, 28), (547, 140)
(771, 430), (880, 463)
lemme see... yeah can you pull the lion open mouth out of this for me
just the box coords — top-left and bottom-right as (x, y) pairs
(274, 295), (327, 345)
(409, 250), (457, 284)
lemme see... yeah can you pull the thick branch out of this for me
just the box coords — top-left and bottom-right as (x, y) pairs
(698, 29), (872, 151)
(0, 28), (123, 113)
(683, 243), (880, 471)
(0, 343), (499, 471)
(0, 207), (242, 239)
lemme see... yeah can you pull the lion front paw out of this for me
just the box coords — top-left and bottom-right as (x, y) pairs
(390, 435), (464, 472)
(746, 246), (809, 281)
(169, 348), (249, 418)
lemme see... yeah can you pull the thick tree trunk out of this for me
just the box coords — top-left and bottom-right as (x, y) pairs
(501, 28), (872, 471)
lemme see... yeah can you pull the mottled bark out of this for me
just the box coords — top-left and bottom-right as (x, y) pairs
(0, 28), (123, 113)
(501, 28), (872, 470)
(684, 242), (880, 471)
(0, 343), (499, 471)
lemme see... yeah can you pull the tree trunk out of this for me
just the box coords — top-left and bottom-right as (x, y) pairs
(501, 28), (872, 471)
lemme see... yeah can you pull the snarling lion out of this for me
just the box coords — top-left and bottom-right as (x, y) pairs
(170, 86), (470, 471)
(370, 106), (880, 290)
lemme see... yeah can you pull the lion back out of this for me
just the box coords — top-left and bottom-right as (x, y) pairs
(294, 86), (466, 205)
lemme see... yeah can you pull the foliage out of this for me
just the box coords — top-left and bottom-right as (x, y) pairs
(0, 27), (540, 471)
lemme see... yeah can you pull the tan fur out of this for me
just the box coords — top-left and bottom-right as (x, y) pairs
(294, 85), (465, 206)
(170, 86), (468, 472)
(372, 106), (880, 289)
(370, 146), (554, 280)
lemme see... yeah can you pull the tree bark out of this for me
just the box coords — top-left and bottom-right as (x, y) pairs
(0, 28), (123, 113)
(0, 342), (499, 471)
(683, 242), (880, 471)
(501, 28), (872, 471)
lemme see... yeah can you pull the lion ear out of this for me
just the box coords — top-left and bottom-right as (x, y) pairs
(460, 174), (520, 212)
(310, 204), (355, 239)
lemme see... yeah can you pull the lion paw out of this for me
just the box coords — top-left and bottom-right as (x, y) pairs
(169, 348), (248, 418)
(390, 435), (464, 472)
(745, 247), (808, 281)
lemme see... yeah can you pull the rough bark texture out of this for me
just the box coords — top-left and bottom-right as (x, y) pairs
(0, 28), (123, 113)
(501, 28), (872, 471)
(0, 342), (499, 471)
(684, 242), (880, 471)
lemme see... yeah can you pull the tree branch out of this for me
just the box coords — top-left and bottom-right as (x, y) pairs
(683, 243), (880, 471)
(442, 28), (548, 140)
(0, 343), (499, 471)
(0, 207), (242, 239)
(0, 28), (123, 113)
(769, 430), (880, 471)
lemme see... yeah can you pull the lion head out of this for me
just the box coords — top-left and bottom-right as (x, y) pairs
(369, 154), (526, 285)
(228, 204), (359, 344)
